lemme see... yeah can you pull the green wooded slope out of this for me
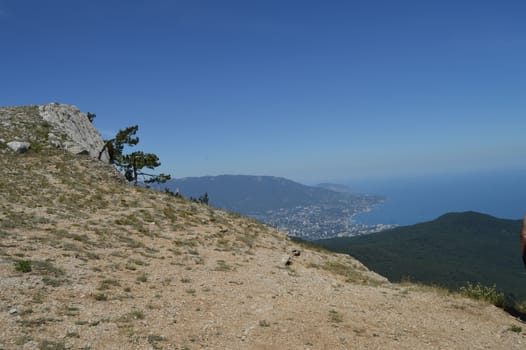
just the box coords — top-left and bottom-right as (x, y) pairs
(314, 211), (526, 300)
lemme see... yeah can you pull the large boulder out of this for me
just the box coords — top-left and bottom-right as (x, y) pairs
(6, 141), (30, 153)
(39, 104), (109, 162)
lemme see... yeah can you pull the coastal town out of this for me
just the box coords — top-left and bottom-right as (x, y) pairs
(251, 204), (397, 240)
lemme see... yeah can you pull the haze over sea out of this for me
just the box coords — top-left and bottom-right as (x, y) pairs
(347, 167), (526, 226)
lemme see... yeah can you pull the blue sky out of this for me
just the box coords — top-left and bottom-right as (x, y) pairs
(1, 0), (525, 184)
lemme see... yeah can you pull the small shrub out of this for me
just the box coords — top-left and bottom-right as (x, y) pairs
(93, 293), (108, 301)
(130, 310), (145, 319)
(117, 310), (145, 323)
(15, 260), (32, 273)
(328, 309), (343, 323)
(39, 340), (66, 350)
(15, 335), (33, 346)
(187, 249), (199, 256)
(147, 334), (165, 343)
(98, 279), (120, 290)
(214, 260), (233, 271)
(64, 306), (79, 316)
(509, 325), (522, 333)
(259, 320), (271, 327)
(32, 293), (45, 304)
(18, 308), (33, 316)
(129, 258), (147, 266)
(136, 272), (148, 283)
(459, 282), (505, 307)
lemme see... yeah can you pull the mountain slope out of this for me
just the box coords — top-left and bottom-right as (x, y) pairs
(1, 105), (525, 349)
(314, 211), (526, 300)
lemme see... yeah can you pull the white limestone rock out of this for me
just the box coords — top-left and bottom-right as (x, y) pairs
(7, 141), (30, 153)
(38, 103), (109, 162)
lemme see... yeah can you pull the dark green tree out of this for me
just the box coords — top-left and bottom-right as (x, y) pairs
(98, 125), (139, 163)
(98, 125), (170, 185)
(198, 192), (209, 205)
(122, 151), (171, 185)
(164, 188), (182, 198)
(87, 112), (96, 123)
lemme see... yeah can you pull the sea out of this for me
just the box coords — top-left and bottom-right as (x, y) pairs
(347, 168), (526, 226)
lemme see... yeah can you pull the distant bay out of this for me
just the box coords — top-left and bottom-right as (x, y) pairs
(347, 168), (526, 226)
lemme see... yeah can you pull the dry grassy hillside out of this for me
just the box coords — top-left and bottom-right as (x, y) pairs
(1, 149), (525, 349)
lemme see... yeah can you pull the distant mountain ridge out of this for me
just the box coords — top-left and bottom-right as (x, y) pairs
(314, 211), (526, 300)
(159, 175), (382, 215)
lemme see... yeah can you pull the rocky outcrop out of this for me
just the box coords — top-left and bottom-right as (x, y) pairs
(38, 104), (109, 162)
(0, 103), (109, 162)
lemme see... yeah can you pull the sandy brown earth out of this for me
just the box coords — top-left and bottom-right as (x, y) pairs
(0, 151), (525, 350)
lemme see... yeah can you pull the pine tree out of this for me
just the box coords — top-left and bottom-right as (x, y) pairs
(98, 125), (170, 185)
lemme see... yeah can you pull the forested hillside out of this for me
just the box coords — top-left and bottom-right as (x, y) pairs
(315, 212), (526, 300)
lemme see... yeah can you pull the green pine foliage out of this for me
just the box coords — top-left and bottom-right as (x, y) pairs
(98, 124), (170, 185)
